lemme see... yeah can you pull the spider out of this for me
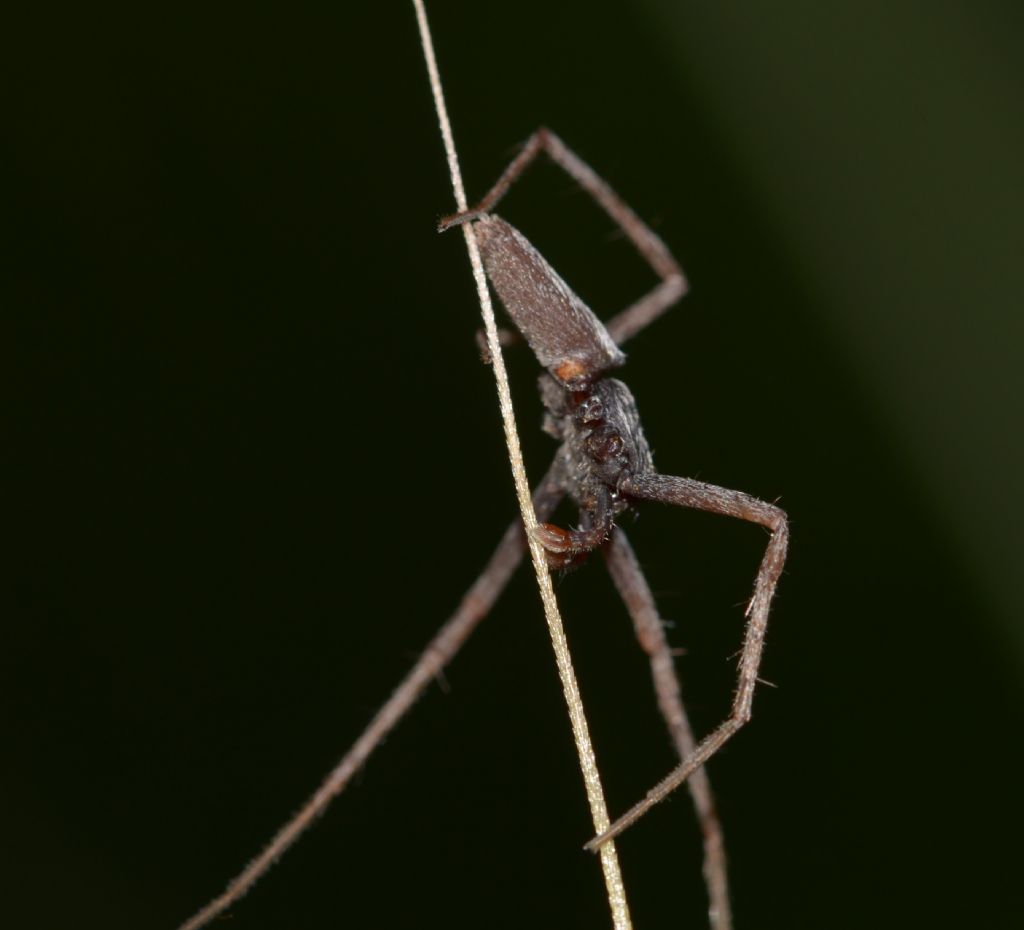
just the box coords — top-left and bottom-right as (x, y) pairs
(177, 128), (788, 930)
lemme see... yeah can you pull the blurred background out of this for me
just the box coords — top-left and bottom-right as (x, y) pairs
(6, 2), (1023, 928)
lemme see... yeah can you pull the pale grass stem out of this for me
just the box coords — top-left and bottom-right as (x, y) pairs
(411, 1), (632, 927)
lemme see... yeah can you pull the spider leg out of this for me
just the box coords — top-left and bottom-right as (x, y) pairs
(175, 465), (566, 930)
(535, 488), (615, 560)
(474, 325), (520, 363)
(440, 128), (687, 347)
(586, 474), (788, 850)
(603, 527), (733, 930)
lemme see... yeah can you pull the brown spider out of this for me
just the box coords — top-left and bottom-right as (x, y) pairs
(176, 128), (788, 930)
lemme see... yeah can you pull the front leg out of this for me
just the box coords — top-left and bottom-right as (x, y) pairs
(586, 473), (788, 849)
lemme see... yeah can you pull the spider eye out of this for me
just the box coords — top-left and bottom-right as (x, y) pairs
(576, 396), (604, 423)
(586, 430), (625, 461)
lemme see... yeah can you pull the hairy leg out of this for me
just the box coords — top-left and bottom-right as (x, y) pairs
(176, 466), (566, 930)
(587, 474), (788, 849)
(604, 527), (732, 930)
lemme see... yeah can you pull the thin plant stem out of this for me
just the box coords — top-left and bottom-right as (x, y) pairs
(411, 2), (632, 928)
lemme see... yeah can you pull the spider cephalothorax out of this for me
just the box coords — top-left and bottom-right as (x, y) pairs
(536, 372), (654, 565)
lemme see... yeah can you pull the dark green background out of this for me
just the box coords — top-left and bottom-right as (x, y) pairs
(6, 3), (1023, 928)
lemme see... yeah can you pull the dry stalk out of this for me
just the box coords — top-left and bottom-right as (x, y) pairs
(411, 2), (632, 927)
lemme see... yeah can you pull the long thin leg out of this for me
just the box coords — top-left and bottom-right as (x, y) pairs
(176, 466), (566, 930)
(587, 474), (788, 850)
(603, 528), (732, 930)
(440, 128), (687, 346)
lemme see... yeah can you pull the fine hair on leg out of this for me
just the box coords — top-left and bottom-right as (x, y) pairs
(587, 475), (788, 850)
(604, 528), (732, 930)
(174, 466), (565, 930)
